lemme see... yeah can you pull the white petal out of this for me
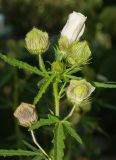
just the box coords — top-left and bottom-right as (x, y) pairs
(61, 11), (87, 43)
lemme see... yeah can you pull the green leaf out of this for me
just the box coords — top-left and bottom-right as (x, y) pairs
(63, 121), (82, 144)
(34, 74), (55, 105)
(53, 123), (65, 160)
(0, 149), (38, 156)
(0, 53), (44, 76)
(94, 81), (116, 88)
(22, 142), (46, 159)
(29, 115), (59, 131)
(22, 140), (38, 151)
(32, 155), (46, 160)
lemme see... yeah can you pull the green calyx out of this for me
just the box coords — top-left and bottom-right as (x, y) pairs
(25, 27), (49, 55)
(52, 61), (65, 74)
(66, 41), (92, 66)
(58, 37), (92, 67)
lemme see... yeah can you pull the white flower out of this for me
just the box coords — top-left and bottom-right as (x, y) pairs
(61, 11), (87, 44)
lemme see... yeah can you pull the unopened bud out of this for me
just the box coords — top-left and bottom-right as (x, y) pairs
(61, 11), (87, 44)
(14, 103), (38, 127)
(66, 41), (91, 66)
(25, 28), (49, 55)
(52, 61), (65, 74)
(66, 79), (95, 105)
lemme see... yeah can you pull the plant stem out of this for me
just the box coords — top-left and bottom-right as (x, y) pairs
(31, 130), (51, 160)
(64, 104), (76, 121)
(38, 54), (47, 74)
(53, 81), (59, 116)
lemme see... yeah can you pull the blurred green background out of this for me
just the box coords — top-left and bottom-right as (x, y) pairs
(0, 0), (116, 159)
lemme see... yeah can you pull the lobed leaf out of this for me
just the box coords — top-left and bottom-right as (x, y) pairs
(29, 115), (59, 131)
(0, 53), (44, 76)
(63, 121), (82, 144)
(33, 74), (55, 105)
(53, 123), (65, 160)
(0, 149), (38, 156)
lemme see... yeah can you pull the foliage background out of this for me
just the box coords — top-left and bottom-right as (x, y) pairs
(0, 0), (116, 159)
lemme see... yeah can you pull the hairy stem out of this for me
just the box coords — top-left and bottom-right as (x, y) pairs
(38, 54), (48, 74)
(53, 81), (59, 116)
(31, 130), (51, 160)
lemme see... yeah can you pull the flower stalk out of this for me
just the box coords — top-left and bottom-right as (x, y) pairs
(38, 54), (47, 74)
(31, 130), (51, 160)
(64, 104), (76, 121)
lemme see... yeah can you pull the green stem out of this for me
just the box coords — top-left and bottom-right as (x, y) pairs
(64, 104), (76, 121)
(53, 81), (59, 116)
(31, 131), (51, 160)
(38, 54), (47, 74)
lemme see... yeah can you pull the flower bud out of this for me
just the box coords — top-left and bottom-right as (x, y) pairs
(25, 28), (49, 55)
(66, 41), (91, 66)
(58, 36), (69, 51)
(66, 79), (95, 105)
(14, 103), (38, 127)
(52, 61), (65, 74)
(61, 11), (87, 44)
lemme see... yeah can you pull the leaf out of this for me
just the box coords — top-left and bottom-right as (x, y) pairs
(32, 155), (46, 160)
(63, 121), (82, 144)
(53, 123), (65, 160)
(22, 140), (38, 151)
(59, 82), (67, 99)
(66, 67), (81, 75)
(94, 81), (116, 88)
(0, 149), (38, 156)
(29, 115), (59, 131)
(33, 74), (55, 105)
(0, 53), (44, 76)
(96, 126), (109, 137)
